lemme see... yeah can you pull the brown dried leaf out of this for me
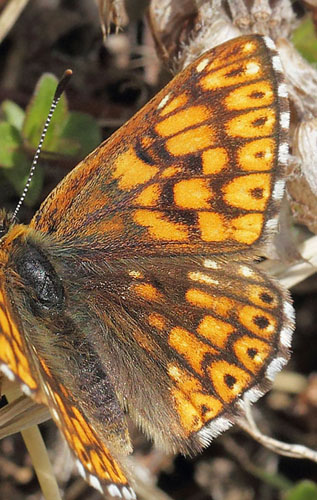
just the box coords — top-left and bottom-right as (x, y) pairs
(293, 119), (317, 197)
(287, 158), (317, 234)
(277, 37), (317, 119)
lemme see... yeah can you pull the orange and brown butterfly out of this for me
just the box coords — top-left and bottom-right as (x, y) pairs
(0, 35), (294, 499)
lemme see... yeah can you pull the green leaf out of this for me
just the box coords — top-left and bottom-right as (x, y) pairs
(1, 100), (25, 130)
(3, 154), (44, 207)
(57, 111), (102, 157)
(0, 122), (43, 206)
(0, 122), (23, 168)
(285, 480), (317, 500)
(22, 73), (68, 152)
(293, 18), (317, 63)
(0, 73), (102, 207)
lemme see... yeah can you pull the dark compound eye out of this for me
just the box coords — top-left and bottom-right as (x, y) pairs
(16, 242), (65, 313)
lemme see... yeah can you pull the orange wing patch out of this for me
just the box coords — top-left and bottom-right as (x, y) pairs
(203, 38), (259, 71)
(165, 125), (215, 156)
(208, 361), (251, 403)
(199, 58), (264, 90)
(197, 316), (235, 349)
(202, 148), (229, 174)
(158, 92), (189, 116)
(238, 138), (275, 171)
(225, 81), (274, 110)
(133, 210), (189, 241)
(234, 336), (271, 373)
(113, 147), (159, 190)
(168, 326), (219, 375)
(222, 173), (271, 211)
(169, 363), (224, 435)
(174, 179), (212, 209)
(226, 108), (276, 138)
(156, 105), (212, 137)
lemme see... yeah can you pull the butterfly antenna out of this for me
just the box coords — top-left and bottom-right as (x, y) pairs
(12, 69), (73, 221)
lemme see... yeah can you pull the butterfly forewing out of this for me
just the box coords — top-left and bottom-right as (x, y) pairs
(0, 35), (293, 499)
(35, 358), (133, 498)
(30, 36), (289, 259)
(0, 285), (40, 399)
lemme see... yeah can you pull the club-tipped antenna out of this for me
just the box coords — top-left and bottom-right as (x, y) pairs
(12, 69), (73, 221)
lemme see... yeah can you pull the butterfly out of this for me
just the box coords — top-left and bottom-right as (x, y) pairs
(0, 35), (294, 499)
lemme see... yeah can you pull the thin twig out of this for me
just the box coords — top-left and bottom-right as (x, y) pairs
(237, 401), (317, 463)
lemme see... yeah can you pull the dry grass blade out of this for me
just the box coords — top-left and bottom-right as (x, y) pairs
(0, 0), (30, 43)
(21, 425), (62, 500)
(2, 385), (61, 500)
(0, 395), (49, 439)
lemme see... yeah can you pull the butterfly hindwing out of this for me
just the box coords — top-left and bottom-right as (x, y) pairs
(73, 254), (293, 453)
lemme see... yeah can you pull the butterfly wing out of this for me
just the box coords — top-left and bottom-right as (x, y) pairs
(31, 357), (134, 500)
(30, 35), (289, 258)
(0, 251), (135, 499)
(75, 254), (294, 453)
(0, 283), (41, 400)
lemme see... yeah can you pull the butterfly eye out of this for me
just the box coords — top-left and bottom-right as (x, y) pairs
(16, 242), (65, 314)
